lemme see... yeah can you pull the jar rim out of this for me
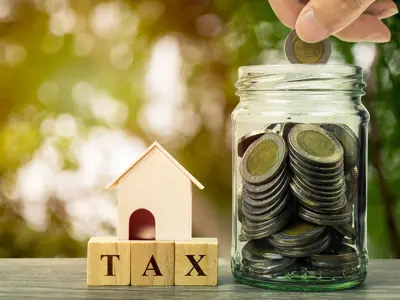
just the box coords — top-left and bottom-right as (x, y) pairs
(238, 64), (362, 79)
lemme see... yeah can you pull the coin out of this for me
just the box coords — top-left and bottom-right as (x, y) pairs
(242, 238), (283, 262)
(345, 167), (359, 203)
(242, 193), (290, 223)
(284, 29), (331, 64)
(270, 220), (325, 247)
(242, 191), (288, 215)
(293, 173), (345, 193)
(292, 175), (345, 199)
(298, 205), (352, 221)
(306, 266), (357, 277)
(243, 166), (286, 194)
(244, 171), (288, 200)
(298, 207), (351, 226)
(290, 155), (344, 180)
(311, 242), (358, 264)
(332, 223), (357, 240)
(298, 196), (347, 214)
(288, 124), (343, 166)
(274, 232), (331, 258)
(290, 180), (345, 205)
(320, 123), (360, 173)
(241, 133), (287, 184)
(290, 161), (345, 185)
(238, 129), (269, 158)
(243, 176), (290, 208)
(238, 189), (243, 223)
(290, 150), (344, 174)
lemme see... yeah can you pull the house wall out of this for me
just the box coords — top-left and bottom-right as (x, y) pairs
(117, 147), (192, 241)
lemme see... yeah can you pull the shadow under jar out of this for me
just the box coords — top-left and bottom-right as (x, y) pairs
(231, 65), (369, 291)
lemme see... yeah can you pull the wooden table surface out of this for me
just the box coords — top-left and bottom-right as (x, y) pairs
(0, 258), (399, 299)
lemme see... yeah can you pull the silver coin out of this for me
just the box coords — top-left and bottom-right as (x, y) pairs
(243, 165), (286, 194)
(320, 123), (360, 173)
(290, 149), (343, 173)
(242, 191), (289, 215)
(275, 233), (331, 258)
(291, 177), (345, 203)
(288, 124), (344, 166)
(284, 29), (331, 64)
(298, 208), (351, 226)
(345, 166), (359, 204)
(270, 220), (325, 247)
(244, 175), (290, 208)
(244, 172), (288, 200)
(293, 173), (345, 193)
(297, 196), (347, 214)
(332, 223), (357, 240)
(292, 174), (345, 199)
(289, 161), (345, 185)
(241, 133), (287, 184)
(311, 242), (358, 264)
(242, 193), (290, 223)
(289, 153), (344, 179)
(238, 189), (243, 223)
(238, 129), (269, 158)
(290, 180), (344, 204)
(298, 205), (352, 221)
(242, 239), (283, 262)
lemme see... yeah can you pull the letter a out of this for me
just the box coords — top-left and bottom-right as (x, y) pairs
(142, 255), (163, 276)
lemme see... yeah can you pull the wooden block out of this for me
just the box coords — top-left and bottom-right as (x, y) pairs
(87, 236), (131, 286)
(131, 241), (175, 286)
(174, 238), (218, 286)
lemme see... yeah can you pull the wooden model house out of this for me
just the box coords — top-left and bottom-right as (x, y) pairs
(106, 141), (204, 241)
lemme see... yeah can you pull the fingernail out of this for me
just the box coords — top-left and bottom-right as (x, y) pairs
(377, 7), (398, 19)
(295, 9), (329, 43)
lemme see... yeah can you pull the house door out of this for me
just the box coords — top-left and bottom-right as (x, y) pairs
(129, 209), (156, 240)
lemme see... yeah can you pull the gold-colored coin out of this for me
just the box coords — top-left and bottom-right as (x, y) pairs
(284, 29), (331, 64)
(297, 130), (335, 157)
(293, 36), (324, 64)
(247, 140), (279, 176)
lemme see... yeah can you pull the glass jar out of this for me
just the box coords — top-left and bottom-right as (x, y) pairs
(231, 64), (369, 291)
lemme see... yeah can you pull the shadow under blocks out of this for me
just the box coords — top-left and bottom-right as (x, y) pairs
(86, 141), (218, 286)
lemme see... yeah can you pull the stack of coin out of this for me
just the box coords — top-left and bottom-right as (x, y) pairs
(242, 238), (297, 276)
(305, 240), (359, 276)
(287, 124), (352, 226)
(269, 221), (330, 257)
(240, 132), (292, 240)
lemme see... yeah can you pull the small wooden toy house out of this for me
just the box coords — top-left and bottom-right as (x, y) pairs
(106, 141), (204, 241)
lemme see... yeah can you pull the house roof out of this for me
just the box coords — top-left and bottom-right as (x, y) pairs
(106, 141), (204, 190)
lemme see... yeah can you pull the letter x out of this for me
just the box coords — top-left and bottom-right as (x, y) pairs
(185, 255), (206, 276)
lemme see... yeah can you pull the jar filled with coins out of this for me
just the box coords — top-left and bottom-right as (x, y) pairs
(231, 61), (369, 290)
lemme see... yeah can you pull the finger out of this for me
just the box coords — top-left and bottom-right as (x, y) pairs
(334, 13), (391, 42)
(295, 0), (376, 43)
(268, 0), (306, 28)
(365, 0), (398, 19)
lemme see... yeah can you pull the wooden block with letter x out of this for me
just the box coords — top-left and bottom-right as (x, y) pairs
(87, 237), (131, 286)
(131, 241), (175, 286)
(174, 238), (218, 286)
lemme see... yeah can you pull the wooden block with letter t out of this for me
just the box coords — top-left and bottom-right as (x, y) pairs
(131, 241), (175, 286)
(87, 237), (131, 286)
(174, 238), (218, 286)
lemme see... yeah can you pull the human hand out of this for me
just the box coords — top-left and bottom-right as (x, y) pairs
(269, 0), (398, 43)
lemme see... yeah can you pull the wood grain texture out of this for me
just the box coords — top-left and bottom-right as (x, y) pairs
(0, 259), (399, 299)
(87, 237), (131, 286)
(175, 238), (218, 286)
(131, 241), (174, 286)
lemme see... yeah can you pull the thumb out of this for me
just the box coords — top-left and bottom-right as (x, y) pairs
(295, 0), (375, 43)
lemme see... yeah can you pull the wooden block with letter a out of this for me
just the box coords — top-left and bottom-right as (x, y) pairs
(87, 236), (131, 286)
(131, 241), (175, 286)
(174, 238), (218, 286)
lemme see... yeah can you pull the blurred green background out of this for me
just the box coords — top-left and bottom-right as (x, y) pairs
(0, 0), (399, 259)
